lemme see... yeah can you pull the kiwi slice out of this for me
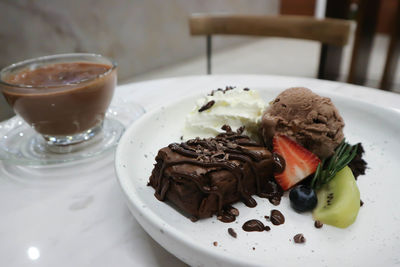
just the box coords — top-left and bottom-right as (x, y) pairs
(312, 166), (360, 228)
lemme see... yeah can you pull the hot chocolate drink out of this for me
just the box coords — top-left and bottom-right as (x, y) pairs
(1, 61), (116, 136)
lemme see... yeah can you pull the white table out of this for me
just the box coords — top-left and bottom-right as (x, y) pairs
(1, 75), (400, 267)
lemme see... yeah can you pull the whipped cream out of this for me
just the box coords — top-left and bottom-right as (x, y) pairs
(183, 87), (266, 140)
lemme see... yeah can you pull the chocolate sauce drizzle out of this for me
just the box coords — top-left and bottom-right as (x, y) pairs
(270, 209), (285, 225)
(272, 152), (285, 173)
(242, 219), (270, 232)
(151, 127), (283, 221)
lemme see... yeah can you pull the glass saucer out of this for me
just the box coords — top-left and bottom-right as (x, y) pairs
(0, 102), (145, 166)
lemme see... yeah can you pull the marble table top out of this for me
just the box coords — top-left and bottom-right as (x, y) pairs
(1, 75), (399, 267)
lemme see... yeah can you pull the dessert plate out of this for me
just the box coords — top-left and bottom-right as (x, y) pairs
(115, 88), (400, 267)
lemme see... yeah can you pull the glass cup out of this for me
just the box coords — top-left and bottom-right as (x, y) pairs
(0, 53), (117, 151)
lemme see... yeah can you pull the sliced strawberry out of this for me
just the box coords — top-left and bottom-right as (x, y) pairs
(273, 134), (321, 191)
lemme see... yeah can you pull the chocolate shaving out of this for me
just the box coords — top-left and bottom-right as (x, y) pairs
(198, 100), (215, 112)
(236, 126), (245, 134)
(208, 86), (236, 96)
(221, 124), (232, 132)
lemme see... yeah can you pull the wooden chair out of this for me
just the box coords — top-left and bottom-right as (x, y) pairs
(189, 14), (352, 79)
(380, 1), (400, 91)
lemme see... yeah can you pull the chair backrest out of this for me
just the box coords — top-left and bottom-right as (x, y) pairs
(189, 14), (351, 46)
(189, 14), (352, 75)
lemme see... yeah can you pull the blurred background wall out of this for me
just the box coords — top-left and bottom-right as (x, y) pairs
(0, 0), (279, 81)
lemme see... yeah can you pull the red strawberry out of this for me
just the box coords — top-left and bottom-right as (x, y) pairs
(273, 134), (321, 191)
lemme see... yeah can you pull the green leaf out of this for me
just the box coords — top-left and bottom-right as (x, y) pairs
(312, 140), (358, 190)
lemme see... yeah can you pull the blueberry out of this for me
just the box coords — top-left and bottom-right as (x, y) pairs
(289, 185), (317, 212)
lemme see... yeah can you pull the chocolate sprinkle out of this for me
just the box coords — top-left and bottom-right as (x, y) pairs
(360, 200), (364, 207)
(294, 233), (306, 243)
(228, 228), (237, 238)
(198, 100), (215, 112)
(213, 241), (218, 246)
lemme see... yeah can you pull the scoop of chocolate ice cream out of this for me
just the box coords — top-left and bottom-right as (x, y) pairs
(261, 87), (344, 159)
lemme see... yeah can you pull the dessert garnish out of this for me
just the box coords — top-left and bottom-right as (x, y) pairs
(288, 140), (361, 228)
(312, 166), (360, 228)
(279, 139), (361, 227)
(289, 185), (318, 212)
(272, 134), (321, 191)
(310, 140), (358, 189)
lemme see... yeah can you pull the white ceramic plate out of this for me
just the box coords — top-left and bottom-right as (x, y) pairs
(115, 88), (400, 267)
